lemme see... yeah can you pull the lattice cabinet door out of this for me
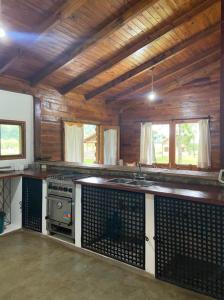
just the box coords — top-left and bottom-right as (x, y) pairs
(155, 196), (224, 299)
(81, 186), (145, 269)
(22, 178), (42, 232)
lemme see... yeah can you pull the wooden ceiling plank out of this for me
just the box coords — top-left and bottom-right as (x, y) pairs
(85, 22), (220, 100)
(59, 0), (218, 95)
(0, 49), (22, 74)
(33, 0), (87, 37)
(106, 46), (220, 103)
(30, 0), (160, 86)
(0, 0), (87, 75)
(120, 59), (220, 112)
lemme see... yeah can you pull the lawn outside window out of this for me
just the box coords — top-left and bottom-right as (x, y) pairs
(0, 120), (26, 160)
(141, 118), (210, 170)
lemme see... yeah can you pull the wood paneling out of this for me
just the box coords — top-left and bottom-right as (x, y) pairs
(0, 76), (118, 161)
(120, 82), (220, 170)
(220, 0), (224, 168)
(60, 0), (218, 95)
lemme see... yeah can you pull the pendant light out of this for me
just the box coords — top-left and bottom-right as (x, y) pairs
(148, 68), (156, 101)
(0, 0), (6, 38)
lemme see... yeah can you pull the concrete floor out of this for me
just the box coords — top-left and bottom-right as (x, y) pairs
(0, 231), (212, 300)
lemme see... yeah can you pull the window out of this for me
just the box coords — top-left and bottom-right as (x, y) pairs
(152, 124), (169, 164)
(64, 121), (99, 164)
(0, 120), (26, 160)
(175, 122), (199, 166)
(140, 119), (210, 169)
(64, 121), (120, 165)
(83, 124), (98, 164)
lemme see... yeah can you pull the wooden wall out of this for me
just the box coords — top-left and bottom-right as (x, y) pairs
(0, 76), (119, 161)
(119, 82), (220, 170)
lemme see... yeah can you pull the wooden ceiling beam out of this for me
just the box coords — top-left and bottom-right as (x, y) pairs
(34, 0), (88, 36)
(119, 59), (220, 113)
(30, 0), (159, 86)
(85, 23), (219, 100)
(60, 0), (218, 95)
(0, 49), (22, 74)
(0, 0), (87, 75)
(106, 46), (220, 103)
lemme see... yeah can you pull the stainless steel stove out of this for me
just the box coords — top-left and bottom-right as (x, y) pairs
(46, 173), (88, 241)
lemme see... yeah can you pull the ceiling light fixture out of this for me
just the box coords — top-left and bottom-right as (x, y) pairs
(148, 68), (157, 101)
(0, 26), (5, 38)
(0, 0), (6, 38)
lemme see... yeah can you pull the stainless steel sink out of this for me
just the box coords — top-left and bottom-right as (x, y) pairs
(108, 178), (154, 187)
(108, 178), (133, 184)
(128, 180), (154, 187)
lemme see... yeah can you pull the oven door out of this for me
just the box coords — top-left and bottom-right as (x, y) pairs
(48, 196), (73, 225)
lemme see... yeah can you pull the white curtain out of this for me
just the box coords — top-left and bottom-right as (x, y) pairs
(104, 129), (117, 165)
(198, 119), (211, 168)
(64, 123), (84, 163)
(140, 122), (153, 165)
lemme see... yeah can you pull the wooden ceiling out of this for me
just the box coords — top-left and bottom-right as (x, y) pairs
(0, 0), (220, 109)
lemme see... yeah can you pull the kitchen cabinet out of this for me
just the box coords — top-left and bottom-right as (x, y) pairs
(22, 178), (42, 232)
(155, 195), (224, 299)
(81, 185), (145, 269)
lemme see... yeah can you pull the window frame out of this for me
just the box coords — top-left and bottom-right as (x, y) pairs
(141, 118), (210, 170)
(150, 121), (170, 168)
(0, 119), (26, 160)
(99, 125), (120, 164)
(173, 119), (199, 170)
(62, 120), (100, 164)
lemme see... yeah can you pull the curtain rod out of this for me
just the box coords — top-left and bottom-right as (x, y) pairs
(61, 117), (101, 125)
(135, 115), (211, 124)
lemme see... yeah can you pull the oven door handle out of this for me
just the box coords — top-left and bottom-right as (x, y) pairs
(45, 215), (73, 226)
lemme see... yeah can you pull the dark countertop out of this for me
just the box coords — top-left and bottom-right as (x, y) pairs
(75, 177), (224, 206)
(0, 169), (57, 180)
(39, 161), (219, 182)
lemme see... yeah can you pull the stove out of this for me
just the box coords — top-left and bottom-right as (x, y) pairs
(46, 173), (88, 241)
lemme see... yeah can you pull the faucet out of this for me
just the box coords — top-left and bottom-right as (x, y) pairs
(134, 162), (145, 180)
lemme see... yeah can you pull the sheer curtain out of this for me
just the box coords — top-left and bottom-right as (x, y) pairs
(64, 122), (84, 163)
(140, 122), (153, 165)
(104, 129), (117, 165)
(198, 119), (211, 168)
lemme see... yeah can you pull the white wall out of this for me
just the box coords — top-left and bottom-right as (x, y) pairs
(0, 89), (34, 167)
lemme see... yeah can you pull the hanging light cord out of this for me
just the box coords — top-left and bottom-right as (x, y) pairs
(0, 1), (1, 24)
(151, 68), (154, 93)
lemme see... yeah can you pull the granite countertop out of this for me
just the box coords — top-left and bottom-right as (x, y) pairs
(38, 161), (219, 182)
(75, 177), (224, 206)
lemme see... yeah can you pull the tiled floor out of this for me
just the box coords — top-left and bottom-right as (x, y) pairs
(0, 231), (213, 300)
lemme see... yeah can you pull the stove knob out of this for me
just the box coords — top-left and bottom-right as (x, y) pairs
(64, 187), (68, 192)
(69, 188), (72, 193)
(57, 201), (63, 209)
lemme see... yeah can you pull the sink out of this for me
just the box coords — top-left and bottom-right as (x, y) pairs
(108, 178), (133, 184)
(128, 180), (154, 187)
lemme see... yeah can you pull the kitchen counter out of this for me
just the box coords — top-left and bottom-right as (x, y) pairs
(75, 176), (224, 205)
(37, 161), (221, 187)
(0, 169), (58, 180)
